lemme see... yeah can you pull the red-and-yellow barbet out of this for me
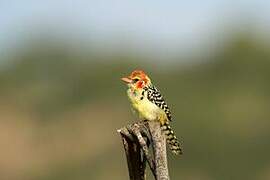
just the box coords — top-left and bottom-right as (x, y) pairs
(121, 70), (182, 155)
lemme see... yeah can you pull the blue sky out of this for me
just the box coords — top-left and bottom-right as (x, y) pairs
(0, 0), (270, 60)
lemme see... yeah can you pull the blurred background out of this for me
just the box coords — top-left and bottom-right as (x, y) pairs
(1, 1), (270, 180)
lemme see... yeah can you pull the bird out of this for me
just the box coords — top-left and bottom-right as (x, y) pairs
(121, 69), (182, 155)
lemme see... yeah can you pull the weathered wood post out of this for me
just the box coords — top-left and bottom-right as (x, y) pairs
(118, 121), (170, 180)
(148, 121), (170, 180)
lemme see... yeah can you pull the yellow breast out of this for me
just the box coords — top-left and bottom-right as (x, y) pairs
(127, 89), (167, 123)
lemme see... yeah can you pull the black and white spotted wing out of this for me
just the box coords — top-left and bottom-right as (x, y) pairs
(145, 85), (172, 121)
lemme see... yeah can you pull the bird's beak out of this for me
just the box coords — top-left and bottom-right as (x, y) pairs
(121, 77), (132, 84)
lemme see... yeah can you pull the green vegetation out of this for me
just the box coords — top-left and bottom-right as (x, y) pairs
(0, 34), (270, 180)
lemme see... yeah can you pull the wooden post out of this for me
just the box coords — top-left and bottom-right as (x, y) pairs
(148, 121), (170, 180)
(118, 121), (170, 180)
(119, 127), (146, 180)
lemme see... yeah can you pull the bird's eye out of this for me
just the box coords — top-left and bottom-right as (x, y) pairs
(133, 78), (139, 83)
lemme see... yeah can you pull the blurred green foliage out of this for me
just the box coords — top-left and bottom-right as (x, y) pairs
(0, 33), (270, 180)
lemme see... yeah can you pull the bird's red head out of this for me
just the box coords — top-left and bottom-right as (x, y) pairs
(121, 70), (151, 89)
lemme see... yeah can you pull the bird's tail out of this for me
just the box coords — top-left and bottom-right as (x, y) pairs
(160, 121), (183, 155)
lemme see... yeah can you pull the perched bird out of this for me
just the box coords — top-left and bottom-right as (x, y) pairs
(121, 70), (182, 155)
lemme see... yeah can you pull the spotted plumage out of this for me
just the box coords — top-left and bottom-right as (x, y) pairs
(145, 85), (172, 121)
(121, 70), (183, 155)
